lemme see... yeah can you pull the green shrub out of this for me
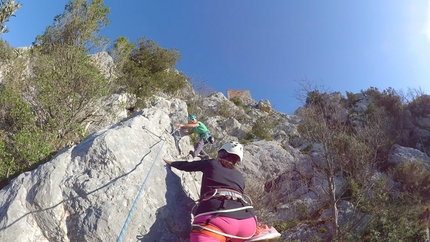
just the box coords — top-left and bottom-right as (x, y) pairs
(35, 0), (110, 52)
(0, 0), (113, 186)
(364, 204), (424, 242)
(0, 131), (14, 179)
(0, 0), (22, 34)
(118, 38), (188, 108)
(275, 220), (299, 232)
(217, 100), (232, 117)
(0, 44), (108, 185)
(0, 39), (13, 61)
(407, 95), (430, 117)
(317, 226), (328, 234)
(0, 85), (35, 130)
(346, 91), (358, 106)
(362, 87), (403, 130)
(306, 90), (325, 106)
(11, 126), (53, 166)
(230, 96), (244, 107)
(332, 132), (370, 178)
(0, 90), (53, 183)
(109, 36), (136, 76)
(29, 45), (109, 147)
(251, 117), (274, 141)
(393, 161), (430, 197)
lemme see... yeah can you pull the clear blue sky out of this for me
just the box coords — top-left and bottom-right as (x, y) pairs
(3, 0), (430, 114)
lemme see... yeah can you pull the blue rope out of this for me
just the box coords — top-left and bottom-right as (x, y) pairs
(117, 140), (166, 242)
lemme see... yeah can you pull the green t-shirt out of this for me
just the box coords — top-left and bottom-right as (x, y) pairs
(191, 121), (210, 136)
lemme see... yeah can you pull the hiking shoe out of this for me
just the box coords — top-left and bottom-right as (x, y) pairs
(246, 224), (281, 241)
(198, 154), (211, 160)
(208, 136), (215, 144)
(189, 150), (195, 157)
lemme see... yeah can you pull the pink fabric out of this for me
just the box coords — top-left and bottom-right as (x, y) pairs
(190, 215), (257, 242)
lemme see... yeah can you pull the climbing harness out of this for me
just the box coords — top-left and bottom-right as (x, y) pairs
(190, 188), (253, 216)
(190, 188), (257, 241)
(201, 188), (247, 202)
(200, 131), (213, 145)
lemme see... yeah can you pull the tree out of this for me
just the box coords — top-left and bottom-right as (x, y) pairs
(27, 0), (111, 147)
(296, 84), (394, 240)
(0, 0), (21, 35)
(28, 45), (109, 147)
(35, 0), (110, 53)
(0, 38), (13, 61)
(0, 0), (111, 186)
(297, 102), (342, 239)
(108, 36), (136, 75)
(118, 37), (188, 107)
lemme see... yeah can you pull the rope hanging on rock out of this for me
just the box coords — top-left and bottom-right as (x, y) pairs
(117, 126), (170, 242)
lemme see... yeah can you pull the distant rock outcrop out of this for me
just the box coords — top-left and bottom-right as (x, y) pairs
(227, 89), (252, 100)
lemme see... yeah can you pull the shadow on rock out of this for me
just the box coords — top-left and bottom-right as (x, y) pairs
(136, 165), (196, 241)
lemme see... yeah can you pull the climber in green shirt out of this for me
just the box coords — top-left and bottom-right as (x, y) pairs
(175, 114), (214, 159)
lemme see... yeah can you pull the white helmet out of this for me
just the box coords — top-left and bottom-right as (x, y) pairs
(218, 141), (243, 162)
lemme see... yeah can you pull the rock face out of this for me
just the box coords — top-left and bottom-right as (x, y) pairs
(401, 95), (430, 155)
(257, 99), (272, 113)
(387, 144), (430, 169)
(0, 96), (294, 242)
(0, 97), (198, 242)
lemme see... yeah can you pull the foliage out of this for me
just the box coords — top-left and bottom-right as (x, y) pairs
(35, 0), (110, 53)
(10, 126), (53, 166)
(361, 87), (403, 136)
(108, 36), (135, 81)
(251, 117), (274, 141)
(407, 94), (430, 119)
(0, 45), (108, 185)
(305, 90), (325, 107)
(393, 161), (430, 198)
(0, 131), (13, 177)
(0, 82), (54, 183)
(0, 0), (112, 186)
(331, 132), (373, 179)
(217, 100), (232, 117)
(231, 96), (244, 107)
(0, 97), (30, 140)
(364, 204), (424, 242)
(28, 45), (109, 147)
(238, 137), (251, 145)
(0, 0), (21, 34)
(118, 37), (188, 108)
(0, 38), (13, 61)
(362, 87), (403, 117)
(274, 220), (299, 232)
(297, 88), (396, 240)
(345, 91), (358, 106)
